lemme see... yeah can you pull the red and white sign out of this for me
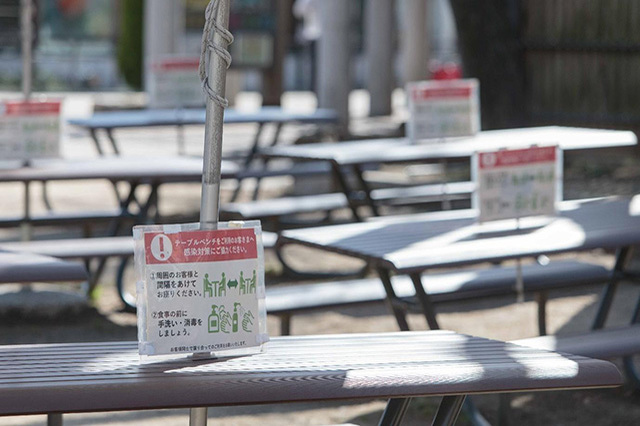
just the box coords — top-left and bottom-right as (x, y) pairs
(135, 225), (267, 356)
(474, 146), (561, 222)
(0, 99), (62, 160)
(148, 56), (205, 109)
(407, 78), (480, 142)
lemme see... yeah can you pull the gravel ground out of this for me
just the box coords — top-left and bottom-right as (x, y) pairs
(0, 96), (639, 425)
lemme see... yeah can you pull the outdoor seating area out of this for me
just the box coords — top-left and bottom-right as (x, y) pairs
(1, 1), (640, 425)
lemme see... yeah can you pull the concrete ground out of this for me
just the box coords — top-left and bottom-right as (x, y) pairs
(0, 91), (639, 425)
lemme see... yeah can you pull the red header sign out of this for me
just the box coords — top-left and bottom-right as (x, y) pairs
(412, 86), (473, 101)
(3, 101), (61, 116)
(153, 58), (200, 71)
(478, 146), (557, 170)
(144, 228), (258, 265)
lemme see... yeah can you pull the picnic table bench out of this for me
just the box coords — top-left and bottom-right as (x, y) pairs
(0, 331), (622, 426)
(68, 107), (338, 156)
(0, 250), (86, 284)
(280, 196), (640, 333)
(260, 126), (637, 219)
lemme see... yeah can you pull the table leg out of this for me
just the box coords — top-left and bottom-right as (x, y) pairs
(231, 124), (265, 202)
(331, 162), (362, 221)
(89, 128), (104, 156)
(177, 123), (186, 156)
(21, 181), (32, 241)
(592, 246), (633, 330)
(250, 123), (284, 200)
(378, 398), (412, 426)
(189, 407), (208, 426)
(106, 128), (120, 155)
(47, 413), (63, 426)
(353, 164), (380, 217)
(410, 272), (440, 330)
(432, 395), (466, 426)
(377, 267), (410, 331)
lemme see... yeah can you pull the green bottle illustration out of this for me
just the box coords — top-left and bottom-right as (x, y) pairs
(208, 305), (220, 333)
(232, 303), (240, 333)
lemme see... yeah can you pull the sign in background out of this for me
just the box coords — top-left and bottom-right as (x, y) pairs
(134, 223), (268, 356)
(473, 146), (562, 222)
(147, 57), (205, 109)
(0, 100), (61, 161)
(407, 78), (480, 142)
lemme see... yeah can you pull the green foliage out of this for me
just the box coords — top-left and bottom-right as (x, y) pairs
(117, 0), (144, 90)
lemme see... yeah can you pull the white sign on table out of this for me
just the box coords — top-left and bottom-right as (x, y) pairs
(0, 100), (61, 161)
(406, 78), (480, 142)
(148, 57), (205, 109)
(134, 222), (268, 357)
(473, 145), (562, 223)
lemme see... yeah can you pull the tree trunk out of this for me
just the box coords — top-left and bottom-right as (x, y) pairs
(449, 0), (526, 129)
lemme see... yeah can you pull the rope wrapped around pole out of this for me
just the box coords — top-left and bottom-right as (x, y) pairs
(199, 0), (233, 231)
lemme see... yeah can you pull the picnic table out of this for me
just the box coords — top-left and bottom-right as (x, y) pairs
(261, 126), (637, 218)
(280, 195), (640, 332)
(68, 107), (339, 156)
(0, 156), (239, 230)
(0, 331), (622, 425)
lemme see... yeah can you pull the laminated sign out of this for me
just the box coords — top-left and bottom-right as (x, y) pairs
(407, 79), (480, 142)
(0, 100), (61, 160)
(148, 57), (205, 109)
(473, 146), (562, 223)
(134, 222), (268, 356)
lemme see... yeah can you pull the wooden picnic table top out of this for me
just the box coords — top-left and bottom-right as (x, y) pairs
(281, 196), (640, 273)
(0, 331), (621, 417)
(0, 250), (87, 284)
(68, 107), (338, 130)
(0, 156), (239, 183)
(260, 126), (637, 166)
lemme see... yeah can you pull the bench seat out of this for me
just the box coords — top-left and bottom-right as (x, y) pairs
(0, 231), (277, 259)
(222, 193), (350, 221)
(512, 324), (640, 359)
(370, 181), (475, 206)
(0, 209), (125, 229)
(266, 260), (611, 335)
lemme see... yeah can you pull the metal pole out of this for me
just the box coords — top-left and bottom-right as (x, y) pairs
(20, 0), (33, 99)
(365, 0), (395, 116)
(200, 0), (232, 230)
(189, 407), (208, 426)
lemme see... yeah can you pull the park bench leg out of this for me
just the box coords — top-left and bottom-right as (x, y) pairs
(330, 163), (363, 221)
(190, 407), (208, 426)
(47, 413), (63, 426)
(378, 398), (412, 426)
(377, 268), (411, 331)
(105, 128), (120, 155)
(409, 272), (440, 330)
(89, 128), (105, 155)
(592, 246), (633, 329)
(250, 123), (284, 201)
(352, 164), (380, 217)
(432, 395), (466, 426)
(536, 291), (548, 336)
(623, 289), (640, 389)
(230, 123), (265, 202)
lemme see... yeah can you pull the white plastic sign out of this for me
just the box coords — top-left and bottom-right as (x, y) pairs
(473, 146), (562, 222)
(407, 79), (480, 142)
(0, 100), (61, 160)
(134, 222), (268, 356)
(148, 57), (205, 109)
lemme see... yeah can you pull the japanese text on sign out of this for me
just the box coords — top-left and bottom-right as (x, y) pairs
(148, 57), (205, 109)
(135, 224), (267, 356)
(0, 100), (61, 161)
(407, 79), (480, 142)
(474, 146), (561, 222)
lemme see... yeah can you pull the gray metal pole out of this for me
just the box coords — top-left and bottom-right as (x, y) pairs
(200, 0), (232, 230)
(20, 0), (33, 99)
(189, 406), (208, 426)
(365, 0), (395, 116)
